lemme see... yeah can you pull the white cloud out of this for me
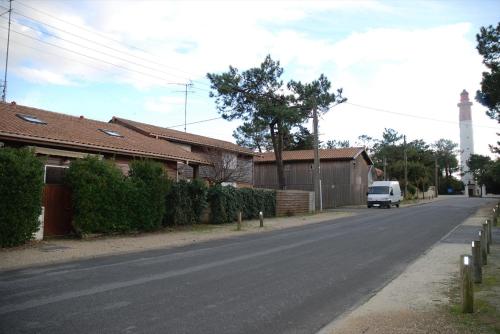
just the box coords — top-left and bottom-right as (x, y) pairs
(15, 67), (76, 85)
(144, 95), (186, 114)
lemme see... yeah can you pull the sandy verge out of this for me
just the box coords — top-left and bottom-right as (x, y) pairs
(0, 211), (352, 271)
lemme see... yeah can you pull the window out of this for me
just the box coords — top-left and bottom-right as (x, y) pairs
(45, 165), (68, 184)
(99, 129), (123, 137)
(16, 114), (46, 124)
(368, 186), (389, 194)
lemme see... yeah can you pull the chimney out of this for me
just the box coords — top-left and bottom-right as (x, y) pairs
(79, 115), (84, 119)
(10, 101), (16, 107)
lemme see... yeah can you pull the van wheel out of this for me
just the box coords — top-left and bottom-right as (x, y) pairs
(386, 204), (391, 209)
(367, 205), (372, 208)
(396, 203), (400, 208)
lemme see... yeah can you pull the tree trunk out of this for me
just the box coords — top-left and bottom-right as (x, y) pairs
(270, 121), (286, 190)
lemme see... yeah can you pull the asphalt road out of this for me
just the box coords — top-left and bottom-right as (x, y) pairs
(0, 197), (495, 334)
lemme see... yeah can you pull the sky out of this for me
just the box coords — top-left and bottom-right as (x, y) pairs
(1, 0), (499, 158)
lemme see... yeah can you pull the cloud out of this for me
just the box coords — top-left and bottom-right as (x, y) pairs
(15, 67), (77, 85)
(144, 95), (186, 114)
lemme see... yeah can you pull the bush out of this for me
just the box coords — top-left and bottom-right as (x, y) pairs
(164, 179), (208, 226)
(129, 160), (171, 231)
(208, 185), (276, 224)
(0, 148), (44, 247)
(66, 157), (170, 234)
(66, 157), (130, 234)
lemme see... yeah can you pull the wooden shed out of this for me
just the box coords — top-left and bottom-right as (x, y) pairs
(254, 148), (374, 208)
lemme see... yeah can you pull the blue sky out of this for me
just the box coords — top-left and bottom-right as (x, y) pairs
(2, 0), (499, 157)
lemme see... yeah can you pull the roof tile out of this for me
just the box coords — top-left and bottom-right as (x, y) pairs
(111, 117), (256, 156)
(255, 148), (370, 163)
(0, 102), (210, 164)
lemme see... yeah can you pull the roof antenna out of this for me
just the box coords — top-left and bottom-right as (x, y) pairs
(1, 0), (13, 103)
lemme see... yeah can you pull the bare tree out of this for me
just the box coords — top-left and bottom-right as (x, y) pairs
(202, 149), (252, 185)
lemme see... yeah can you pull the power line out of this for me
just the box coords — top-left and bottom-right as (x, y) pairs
(0, 25), (192, 87)
(166, 116), (223, 129)
(14, 0), (212, 88)
(345, 102), (498, 130)
(10, 9), (196, 86)
(0, 16), (191, 87)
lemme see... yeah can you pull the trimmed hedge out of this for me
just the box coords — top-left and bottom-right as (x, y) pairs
(129, 160), (171, 231)
(0, 147), (44, 247)
(208, 185), (276, 224)
(66, 157), (170, 234)
(164, 179), (208, 226)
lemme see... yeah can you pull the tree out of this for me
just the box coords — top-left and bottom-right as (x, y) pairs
(324, 139), (350, 149)
(203, 149), (249, 185)
(432, 139), (459, 178)
(355, 134), (376, 155)
(286, 126), (314, 150)
(208, 55), (345, 189)
(475, 22), (500, 153)
(233, 120), (272, 153)
(467, 154), (492, 186)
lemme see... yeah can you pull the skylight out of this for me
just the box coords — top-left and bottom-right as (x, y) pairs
(100, 129), (123, 137)
(16, 114), (46, 124)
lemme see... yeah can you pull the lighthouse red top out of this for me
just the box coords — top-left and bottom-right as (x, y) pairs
(460, 89), (470, 102)
(458, 89), (472, 121)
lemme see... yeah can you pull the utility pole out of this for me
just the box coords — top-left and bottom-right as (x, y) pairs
(383, 156), (387, 181)
(435, 156), (439, 198)
(312, 100), (321, 212)
(184, 81), (192, 132)
(404, 135), (408, 199)
(2, 0), (12, 103)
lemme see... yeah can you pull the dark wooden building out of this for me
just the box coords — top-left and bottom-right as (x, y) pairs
(254, 148), (375, 208)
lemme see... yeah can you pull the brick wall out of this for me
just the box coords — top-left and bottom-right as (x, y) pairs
(276, 190), (315, 216)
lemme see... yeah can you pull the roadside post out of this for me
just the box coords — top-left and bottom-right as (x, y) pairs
(237, 211), (242, 231)
(487, 219), (493, 245)
(479, 230), (487, 265)
(460, 254), (474, 313)
(471, 240), (482, 283)
(259, 211), (264, 228)
(483, 222), (490, 254)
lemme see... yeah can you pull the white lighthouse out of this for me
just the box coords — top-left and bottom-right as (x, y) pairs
(457, 89), (478, 195)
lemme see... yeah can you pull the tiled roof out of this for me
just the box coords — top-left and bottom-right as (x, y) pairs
(0, 102), (210, 164)
(111, 117), (256, 156)
(255, 148), (372, 164)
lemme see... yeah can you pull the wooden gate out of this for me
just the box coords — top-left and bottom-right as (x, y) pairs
(42, 185), (74, 236)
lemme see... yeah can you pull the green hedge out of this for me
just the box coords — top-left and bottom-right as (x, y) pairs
(208, 185), (276, 224)
(0, 148), (44, 247)
(66, 157), (170, 234)
(164, 179), (208, 226)
(129, 160), (171, 231)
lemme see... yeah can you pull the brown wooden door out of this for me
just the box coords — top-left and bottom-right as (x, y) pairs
(42, 185), (73, 236)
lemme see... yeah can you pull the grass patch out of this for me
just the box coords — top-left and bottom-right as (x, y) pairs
(448, 245), (500, 333)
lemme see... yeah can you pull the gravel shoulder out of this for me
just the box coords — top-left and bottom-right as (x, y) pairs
(0, 211), (355, 271)
(319, 200), (497, 334)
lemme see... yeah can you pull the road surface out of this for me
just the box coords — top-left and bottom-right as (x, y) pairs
(0, 197), (494, 334)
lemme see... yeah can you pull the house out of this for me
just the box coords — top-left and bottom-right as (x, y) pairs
(0, 102), (211, 236)
(254, 148), (375, 208)
(110, 117), (257, 187)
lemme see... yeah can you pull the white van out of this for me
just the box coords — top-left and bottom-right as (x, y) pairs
(367, 181), (402, 208)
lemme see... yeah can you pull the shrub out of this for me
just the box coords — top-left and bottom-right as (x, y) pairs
(207, 185), (276, 224)
(0, 147), (44, 247)
(67, 157), (172, 234)
(164, 179), (208, 226)
(129, 160), (171, 231)
(66, 156), (130, 234)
